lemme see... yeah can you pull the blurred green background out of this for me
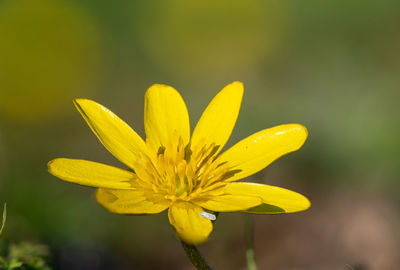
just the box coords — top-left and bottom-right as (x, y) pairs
(0, 0), (399, 269)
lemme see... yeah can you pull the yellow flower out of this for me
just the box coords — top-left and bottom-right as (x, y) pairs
(48, 82), (310, 244)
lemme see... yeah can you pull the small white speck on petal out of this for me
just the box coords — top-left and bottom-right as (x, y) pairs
(200, 212), (216, 221)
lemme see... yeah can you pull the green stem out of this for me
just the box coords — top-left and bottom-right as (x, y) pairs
(0, 203), (6, 237)
(245, 215), (258, 270)
(180, 241), (213, 270)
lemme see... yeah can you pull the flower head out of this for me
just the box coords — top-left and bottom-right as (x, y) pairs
(48, 82), (310, 244)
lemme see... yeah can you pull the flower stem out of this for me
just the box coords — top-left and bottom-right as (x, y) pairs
(180, 240), (213, 270)
(245, 215), (258, 270)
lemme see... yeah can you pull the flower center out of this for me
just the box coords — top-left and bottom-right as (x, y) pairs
(133, 132), (238, 202)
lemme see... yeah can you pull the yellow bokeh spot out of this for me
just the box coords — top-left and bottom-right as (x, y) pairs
(0, 0), (103, 123)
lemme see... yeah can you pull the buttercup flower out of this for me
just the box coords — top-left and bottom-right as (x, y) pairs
(48, 82), (310, 244)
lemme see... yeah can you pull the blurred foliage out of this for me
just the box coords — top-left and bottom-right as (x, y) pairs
(0, 204), (51, 269)
(136, 0), (286, 80)
(0, 242), (51, 270)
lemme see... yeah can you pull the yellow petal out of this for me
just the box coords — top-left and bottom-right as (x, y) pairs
(48, 158), (136, 189)
(96, 188), (169, 214)
(193, 194), (261, 212)
(191, 81), (243, 155)
(168, 201), (212, 245)
(74, 99), (147, 169)
(144, 84), (190, 148)
(225, 182), (310, 214)
(218, 124), (308, 181)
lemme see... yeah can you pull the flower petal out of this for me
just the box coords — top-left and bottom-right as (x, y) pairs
(168, 201), (212, 245)
(217, 124), (308, 181)
(193, 194), (261, 212)
(96, 188), (169, 214)
(144, 84), (190, 148)
(74, 99), (147, 168)
(225, 182), (310, 214)
(48, 158), (136, 189)
(191, 81), (243, 154)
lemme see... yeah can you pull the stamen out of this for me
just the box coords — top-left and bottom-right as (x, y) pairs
(134, 133), (238, 202)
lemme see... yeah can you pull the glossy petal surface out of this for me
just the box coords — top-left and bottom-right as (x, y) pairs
(218, 124), (308, 181)
(48, 158), (136, 189)
(194, 194), (261, 212)
(225, 182), (310, 213)
(74, 99), (147, 168)
(144, 84), (190, 148)
(96, 188), (169, 214)
(191, 81), (243, 154)
(168, 202), (212, 245)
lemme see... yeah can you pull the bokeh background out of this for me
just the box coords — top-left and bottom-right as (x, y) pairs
(0, 0), (399, 269)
